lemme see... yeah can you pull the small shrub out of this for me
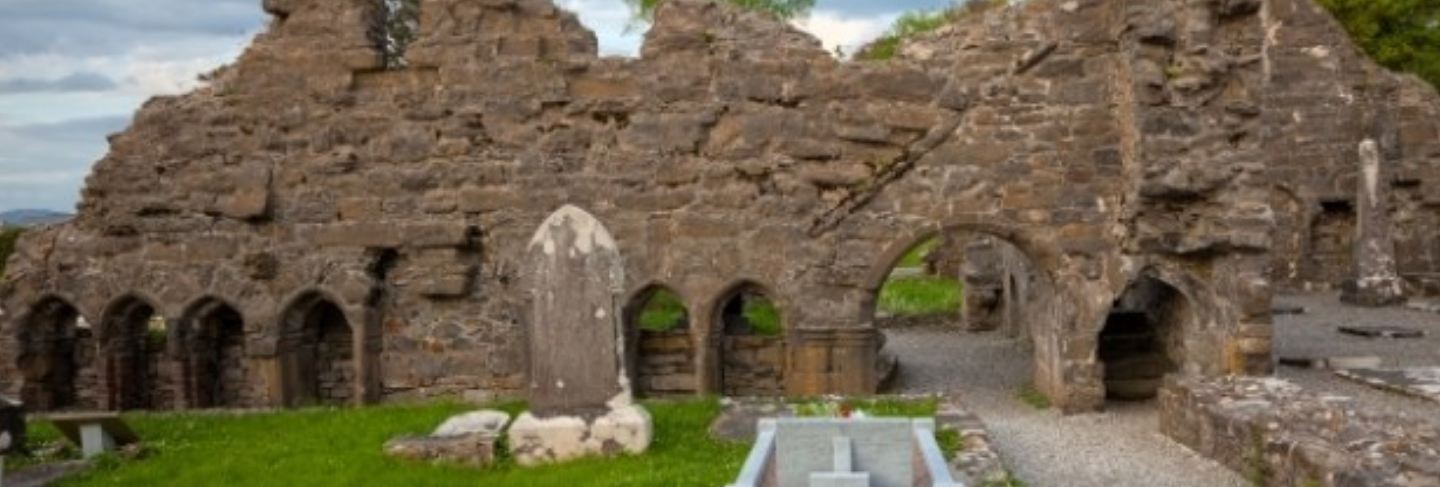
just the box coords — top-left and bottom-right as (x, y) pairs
(983, 472), (1031, 487)
(742, 296), (782, 337)
(637, 289), (688, 332)
(1016, 383), (1050, 410)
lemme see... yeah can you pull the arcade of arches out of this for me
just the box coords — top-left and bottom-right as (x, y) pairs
(4, 0), (1440, 414)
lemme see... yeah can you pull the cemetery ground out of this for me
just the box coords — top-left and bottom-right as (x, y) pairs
(11, 396), (960, 486)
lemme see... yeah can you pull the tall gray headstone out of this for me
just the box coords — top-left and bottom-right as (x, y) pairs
(524, 205), (630, 414)
(1341, 139), (1406, 306)
(507, 206), (650, 467)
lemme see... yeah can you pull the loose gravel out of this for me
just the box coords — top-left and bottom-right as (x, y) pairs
(885, 327), (1246, 487)
(884, 292), (1440, 487)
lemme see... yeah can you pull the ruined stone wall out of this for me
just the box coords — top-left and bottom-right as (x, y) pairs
(636, 331), (697, 396)
(0, 0), (1274, 412)
(1263, 0), (1440, 294)
(1161, 376), (1440, 486)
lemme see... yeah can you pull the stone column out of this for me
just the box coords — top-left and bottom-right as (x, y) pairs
(507, 205), (652, 466)
(1340, 139), (1406, 306)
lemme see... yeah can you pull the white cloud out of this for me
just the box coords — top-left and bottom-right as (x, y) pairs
(792, 10), (899, 58)
(556, 0), (644, 57)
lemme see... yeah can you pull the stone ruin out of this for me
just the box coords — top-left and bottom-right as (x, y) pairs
(0, 0), (1436, 416)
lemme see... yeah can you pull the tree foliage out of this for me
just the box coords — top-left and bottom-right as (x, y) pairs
(625, 0), (815, 23)
(1317, 0), (1440, 89)
(854, 0), (1008, 61)
(376, 0), (420, 68)
(0, 227), (24, 279)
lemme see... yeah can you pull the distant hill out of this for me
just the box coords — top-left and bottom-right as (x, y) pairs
(0, 209), (73, 227)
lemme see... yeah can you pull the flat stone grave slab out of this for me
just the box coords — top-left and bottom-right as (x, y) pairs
(1337, 325), (1426, 339)
(1334, 367), (1440, 403)
(1407, 299), (1440, 314)
(47, 412), (138, 458)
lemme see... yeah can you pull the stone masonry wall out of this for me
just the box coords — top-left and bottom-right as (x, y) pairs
(0, 0), (1284, 412)
(1161, 376), (1440, 486)
(1263, 0), (1440, 294)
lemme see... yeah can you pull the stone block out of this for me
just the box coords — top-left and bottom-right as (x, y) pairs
(507, 403), (653, 467)
(434, 410), (511, 437)
(384, 433), (498, 468)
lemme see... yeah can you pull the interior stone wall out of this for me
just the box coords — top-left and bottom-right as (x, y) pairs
(0, 0), (1360, 412)
(1262, 0), (1440, 294)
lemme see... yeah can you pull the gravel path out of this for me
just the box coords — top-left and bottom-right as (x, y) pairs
(1273, 292), (1440, 420)
(885, 327), (1246, 487)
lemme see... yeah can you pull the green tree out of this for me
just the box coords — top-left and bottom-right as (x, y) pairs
(0, 227), (24, 279)
(625, 0), (815, 22)
(854, 0), (1008, 61)
(1317, 0), (1440, 89)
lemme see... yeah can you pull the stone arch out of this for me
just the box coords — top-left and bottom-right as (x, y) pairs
(1095, 270), (1199, 401)
(711, 280), (785, 397)
(177, 297), (249, 409)
(277, 290), (356, 407)
(15, 296), (88, 411)
(858, 222), (1053, 339)
(622, 283), (696, 397)
(97, 294), (165, 410)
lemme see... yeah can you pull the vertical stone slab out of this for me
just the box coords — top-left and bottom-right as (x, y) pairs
(524, 205), (629, 415)
(1341, 139), (1406, 306)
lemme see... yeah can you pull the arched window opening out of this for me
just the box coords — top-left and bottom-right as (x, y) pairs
(1098, 275), (1190, 401)
(17, 298), (87, 411)
(102, 297), (163, 410)
(625, 287), (695, 397)
(281, 295), (354, 407)
(184, 302), (247, 408)
(717, 284), (784, 396)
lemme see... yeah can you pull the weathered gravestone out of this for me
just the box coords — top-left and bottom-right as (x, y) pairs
(506, 206), (652, 466)
(1341, 139), (1406, 306)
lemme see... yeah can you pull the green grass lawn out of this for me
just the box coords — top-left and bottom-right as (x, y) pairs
(878, 276), (963, 317)
(23, 398), (748, 487)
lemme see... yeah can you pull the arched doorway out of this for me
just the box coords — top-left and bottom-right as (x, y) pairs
(864, 228), (1043, 339)
(716, 283), (784, 396)
(1097, 274), (1190, 401)
(100, 296), (163, 410)
(180, 299), (247, 408)
(17, 297), (86, 411)
(624, 286), (696, 397)
(280, 293), (354, 407)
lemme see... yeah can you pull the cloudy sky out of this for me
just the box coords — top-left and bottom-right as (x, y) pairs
(0, 0), (951, 212)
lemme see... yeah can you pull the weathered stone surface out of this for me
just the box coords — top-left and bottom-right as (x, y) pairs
(1335, 367), (1440, 403)
(433, 410), (511, 438)
(524, 205), (627, 414)
(2, 0), (1433, 415)
(1161, 376), (1440, 486)
(384, 432), (499, 468)
(506, 403), (652, 467)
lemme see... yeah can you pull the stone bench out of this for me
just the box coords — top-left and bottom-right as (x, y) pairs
(46, 412), (139, 459)
(729, 418), (963, 487)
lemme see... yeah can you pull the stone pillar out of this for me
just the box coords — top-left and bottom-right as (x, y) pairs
(507, 206), (651, 466)
(1341, 139), (1406, 306)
